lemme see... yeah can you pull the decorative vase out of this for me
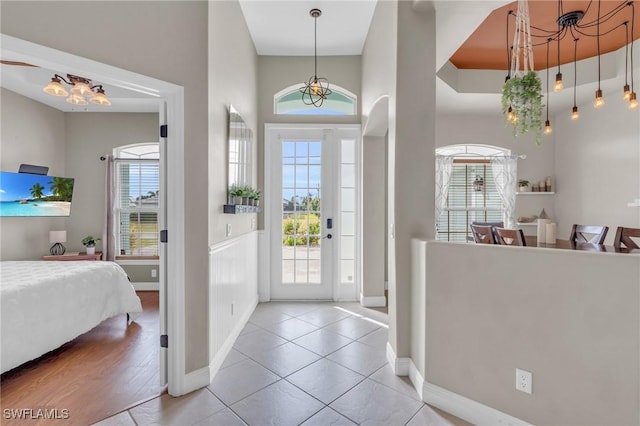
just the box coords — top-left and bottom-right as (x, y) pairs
(86, 246), (96, 255)
(234, 196), (242, 205)
(519, 186), (529, 192)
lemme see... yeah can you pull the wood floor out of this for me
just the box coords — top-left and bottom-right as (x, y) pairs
(0, 291), (164, 426)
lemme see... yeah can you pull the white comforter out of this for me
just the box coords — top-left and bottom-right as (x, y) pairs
(0, 261), (142, 373)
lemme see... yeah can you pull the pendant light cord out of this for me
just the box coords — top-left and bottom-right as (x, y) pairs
(597, 0), (601, 91)
(546, 39), (551, 120)
(574, 38), (578, 107)
(631, 3), (635, 92)
(314, 13), (318, 80)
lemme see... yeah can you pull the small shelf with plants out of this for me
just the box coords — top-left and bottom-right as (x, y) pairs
(225, 184), (261, 214)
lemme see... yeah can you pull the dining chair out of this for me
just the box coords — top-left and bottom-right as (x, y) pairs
(613, 226), (640, 249)
(569, 224), (609, 244)
(495, 228), (527, 246)
(470, 221), (503, 244)
(470, 224), (495, 244)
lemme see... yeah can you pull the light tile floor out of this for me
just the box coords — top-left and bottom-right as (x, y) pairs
(94, 302), (469, 426)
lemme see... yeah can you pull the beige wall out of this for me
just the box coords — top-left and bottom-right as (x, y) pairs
(435, 111), (557, 234)
(64, 113), (158, 252)
(554, 94), (640, 244)
(0, 89), (66, 260)
(362, 135), (386, 299)
(394, 1), (436, 359)
(209, 0), (258, 243)
(256, 55), (362, 229)
(1, 0), (210, 372)
(361, 0), (399, 354)
(423, 241), (640, 425)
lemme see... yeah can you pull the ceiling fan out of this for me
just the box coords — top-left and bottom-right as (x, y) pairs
(0, 60), (37, 67)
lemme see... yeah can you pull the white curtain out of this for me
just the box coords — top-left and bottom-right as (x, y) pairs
(102, 155), (117, 261)
(435, 155), (454, 231)
(491, 155), (519, 228)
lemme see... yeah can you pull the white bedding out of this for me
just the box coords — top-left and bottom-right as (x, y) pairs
(0, 261), (142, 373)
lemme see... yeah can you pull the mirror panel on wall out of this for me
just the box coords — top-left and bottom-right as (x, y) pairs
(228, 105), (252, 190)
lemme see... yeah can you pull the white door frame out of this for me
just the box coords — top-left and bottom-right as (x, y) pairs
(263, 123), (361, 302)
(1, 35), (189, 396)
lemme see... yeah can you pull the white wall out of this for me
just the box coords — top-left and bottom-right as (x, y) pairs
(554, 97), (640, 244)
(0, 88), (66, 260)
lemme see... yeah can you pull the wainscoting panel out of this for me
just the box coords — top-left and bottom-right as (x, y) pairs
(208, 232), (259, 377)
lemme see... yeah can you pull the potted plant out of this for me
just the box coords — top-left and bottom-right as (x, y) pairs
(253, 189), (262, 208)
(229, 184), (243, 205)
(502, 71), (544, 145)
(81, 235), (101, 255)
(240, 185), (252, 206)
(518, 179), (530, 192)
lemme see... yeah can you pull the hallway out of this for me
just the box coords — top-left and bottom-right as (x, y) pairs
(95, 302), (467, 425)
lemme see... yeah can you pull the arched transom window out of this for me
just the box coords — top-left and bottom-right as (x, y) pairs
(274, 84), (357, 116)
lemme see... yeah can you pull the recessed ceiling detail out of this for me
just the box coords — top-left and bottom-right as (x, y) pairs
(450, 0), (640, 70)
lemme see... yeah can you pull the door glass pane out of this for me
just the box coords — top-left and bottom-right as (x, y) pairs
(341, 188), (355, 212)
(341, 164), (355, 188)
(282, 140), (322, 285)
(342, 212), (355, 236)
(341, 260), (354, 283)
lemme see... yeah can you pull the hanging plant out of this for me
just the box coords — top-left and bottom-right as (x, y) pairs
(502, 71), (544, 145)
(502, 0), (544, 145)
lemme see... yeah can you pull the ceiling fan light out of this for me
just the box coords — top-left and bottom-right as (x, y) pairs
(43, 77), (68, 97)
(71, 81), (93, 97)
(66, 93), (88, 106)
(90, 88), (111, 106)
(553, 72), (563, 92)
(629, 92), (638, 109)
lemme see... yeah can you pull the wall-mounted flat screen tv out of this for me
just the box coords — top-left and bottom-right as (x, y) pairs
(0, 171), (75, 217)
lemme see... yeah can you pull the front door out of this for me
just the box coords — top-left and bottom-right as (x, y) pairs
(267, 125), (360, 301)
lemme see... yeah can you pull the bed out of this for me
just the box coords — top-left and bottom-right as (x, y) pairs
(0, 261), (143, 374)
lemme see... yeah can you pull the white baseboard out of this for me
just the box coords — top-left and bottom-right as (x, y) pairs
(408, 360), (425, 401)
(385, 342), (410, 376)
(386, 348), (529, 426)
(360, 294), (387, 307)
(208, 294), (259, 380)
(422, 381), (532, 426)
(182, 366), (211, 395)
(133, 282), (159, 291)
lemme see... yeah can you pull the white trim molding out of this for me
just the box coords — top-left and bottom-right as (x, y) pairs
(132, 282), (160, 291)
(385, 342), (410, 376)
(257, 230), (270, 302)
(422, 382), (532, 426)
(360, 294), (387, 308)
(408, 359), (425, 401)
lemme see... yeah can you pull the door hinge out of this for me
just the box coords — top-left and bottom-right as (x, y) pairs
(160, 230), (168, 243)
(160, 124), (168, 138)
(160, 334), (168, 348)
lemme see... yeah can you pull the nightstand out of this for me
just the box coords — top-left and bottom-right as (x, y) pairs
(42, 252), (103, 261)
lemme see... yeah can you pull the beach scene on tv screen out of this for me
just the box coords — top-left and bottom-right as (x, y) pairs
(0, 172), (74, 217)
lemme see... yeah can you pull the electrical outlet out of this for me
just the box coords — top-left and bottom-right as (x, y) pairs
(516, 368), (532, 394)
(226, 223), (232, 237)
(251, 217), (256, 230)
(151, 268), (157, 278)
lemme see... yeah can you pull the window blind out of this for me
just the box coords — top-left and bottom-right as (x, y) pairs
(437, 163), (504, 242)
(115, 160), (160, 256)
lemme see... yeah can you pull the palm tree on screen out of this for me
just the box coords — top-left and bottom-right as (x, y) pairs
(30, 183), (44, 200)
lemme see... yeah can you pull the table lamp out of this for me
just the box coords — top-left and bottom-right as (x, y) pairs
(49, 230), (67, 255)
